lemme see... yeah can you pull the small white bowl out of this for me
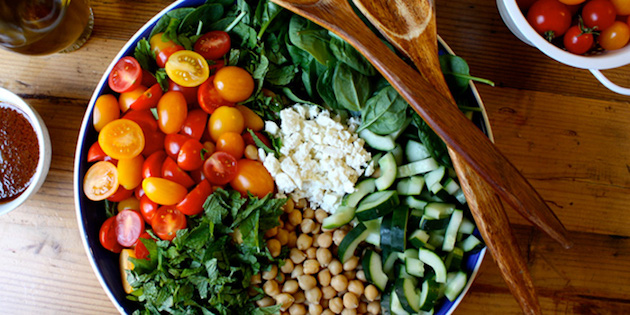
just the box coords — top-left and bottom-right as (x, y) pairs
(0, 87), (52, 216)
(497, 0), (630, 95)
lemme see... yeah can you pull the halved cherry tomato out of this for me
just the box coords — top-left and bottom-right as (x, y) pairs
(230, 159), (274, 198)
(142, 177), (188, 205)
(180, 109), (208, 140)
(98, 119), (145, 160)
(236, 104), (264, 132)
(134, 231), (151, 260)
(115, 209), (145, 247)
(158, 91), (188, 134)
(164, 133), (191, 160)
(143, 151), (167, 178)
(526, 0), (572, 40)
(152, 206), (187, 241)
(194, 31), (231, 60)
(165, 50), (210, 87)
(93, 94), (120, 132)
(242, 130), (272, 149)
(216, 132), (245, 159)
(142, 129), (165, 157)
(176, 180), (213, 216)
(162, 156), (195, 188)
(122, 109), (158, 132)
(599, 21), (630, 50)
(84, 161), (119, 201)
(130, 84), (163, 110)
(109, 56), (143, 93)
(583, 0), (617, 31)
(213, 66), (255, 103)
(119, 85), (147, 113)
(168, 79), (198, 106)
(157, 45), (185, 69)
(107, 185), (134, 202)
(100, 216), (123, 253)
(563, 25), (595, 54)
(198, 76), (234, 115)
(208, 105), (245, 141)
(117, 154), (144, 190)
(139, 195), (158, 224)
(203, 151), (238, 185)
(117, 196), (140, 212)
(177, 139), (205, 171)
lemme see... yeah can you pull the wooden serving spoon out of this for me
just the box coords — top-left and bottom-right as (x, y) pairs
(350, 0), (542, 313)
(269, 0), (572, 249)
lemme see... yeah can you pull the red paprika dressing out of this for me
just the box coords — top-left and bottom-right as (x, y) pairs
(0, 102), (39, 202)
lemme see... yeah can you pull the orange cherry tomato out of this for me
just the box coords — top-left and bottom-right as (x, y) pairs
(120, 248), (136, 293)
(152, 206), (187, 241)
(118, 85), (147, 113)
(98, 119), (145, 160)
(236, 104), (264, 132)
(158, 91), (188, 134)
(84, 161), (119, 201)
(208, 105), (245, 142)
(558, 0), (585, 4)
(230, 159), (274, 198)
(93, 94), (120, 132)
(117, 154), (144, 190)
(165, 50), (210, 87)
(599, 21), (630, 50)
(142, 177), (188, 205)
(611, 0), (630, 15)
(215, 132), (245, 159)
(213, 66), (255, 103)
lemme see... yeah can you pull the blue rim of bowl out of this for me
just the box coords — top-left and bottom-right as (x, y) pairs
(73, 0), (487, 313)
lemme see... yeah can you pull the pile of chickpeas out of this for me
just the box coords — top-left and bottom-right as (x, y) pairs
(254, 198), (382, 315)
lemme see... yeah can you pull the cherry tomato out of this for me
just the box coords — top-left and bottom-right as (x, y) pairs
(242, 130), (272, 149)
(117, 154), (144, 190)
(558, 0), (584, 4)
(177, 139), (205, 171)
(139, 195), (158, 224)
(168, 79), (198, 106)
(107, 185), (134, 202)
(130, 84), (163, 111)
(158, 91), (188, 134)
(134, 232), (151, 260)
(165, 50), (210, 87)
(176, 180), (213, 216)
(563, 25), (595, 54)
(109, 56), (143, 93)
(203, 151), (238, 185)
(208, 59), (225, 75)
(99, 216), (123, 253)
(611, 0), (630, 15)
(122, 109), (158, 132)
(164, 133), (191, 160)
(93, 94), (120, 132)
(198, 76), (234, 115)
(142, 177), (188, 205)
(236, 104), (264, 132)
(194, 31), (231, 60)
(599, 21), (630, 50)
(117, 196), (140, 212)
(208, 105), (245, 141)
(87, 141), (116, 163)
(216, 132), (245, 159)
(84, 161), (119, 201)
(230, 159), (274, 198)
(115, 209), (145, 247)
(583, 0), (617, 31)
(142, 151), (167, 178)
(162, 156), (195, 188)
(189, 167), (207, 184)
(134, 185), (145, 199)
(517, 0), (539, 10)
(98, 119), (145, 160)
(157, 45), (185, 69)
(142, 129), (166, 157)
(120, 248), (136, 294)
(119, 85), (147, 113)
(213, 66), (255, 103)
(152, 206), (187, 241)
(150, 33), (184, 68)
(141, 69), (158, 87)
(180, 109), (208, 140)
(527, 0), (572, 40)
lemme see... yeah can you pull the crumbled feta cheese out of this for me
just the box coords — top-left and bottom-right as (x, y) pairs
(262, 104), (372, 213)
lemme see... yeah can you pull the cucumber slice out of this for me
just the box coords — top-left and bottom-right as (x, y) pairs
(427, 232), (445, 248)
(405, 139), (431, 162)
(396, 176), (425, 196)
(423, 202), (456, 219)
(445, 247), (464, 271)
(391, 290), (411, 315)
(419, 248), (447, 283)
(342, 178), (376, 208)
(424, 166), (446, 189)
(381, 289), (393, 315)
(322, 205), (356, 230)
(383, 249), (400, 275)
(419, 276), (440, 312)
(408, 229), (431, 248)
(443, 178), (461, 195)
(404, 256), (425, 278)
(359, 128), (396, 151)
(444, 271), (468, 301)
(355, 190), (399, 221)
(443, 209), (464, 252)
(375, 152), (397, 191)
(362, 249), (389, 291)
(390, 206), (410, 252)
(397, 157), (439, 178)
(390, 143), (404, 166)
(460, 234), (483, 252)
(338, 223), (369, 263)
(403, 195), (428, 210)
(364, 218), (381, 246)
(419, 215), (450, 231)
(380, 212), (393, 256)
(458, 216), (475, 235)
(395, 277), (421, 313)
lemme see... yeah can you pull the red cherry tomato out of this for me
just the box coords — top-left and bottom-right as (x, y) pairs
(180, 109), (208, 140)
(168, 79), (199, 107)
(583, 0), (617, 31)
(130, 84), (163, 111)
(142, 129), (166, 157)
(115, 210), (145, 247)
(177, 138), (205, 171)
(526, 0), (572, 40)
(122, 109), (158, 132)
(142, 150), (167, 178)
(99, 216), (123, 253)
(208, 59), (225, 76)
(194, 31), (231, 60)
(176, 180), (213, 216)
(87, 141), (109, 163)
(134, 231), (151, 260)
(139, 195), (158, 224)
(216, 132), (245, 159)
(134, 185), (145, 199)
(203, 151), (238, 185)
(189, 167), (207, 184)
(164, 133), (191, 160)
(230, 159), (274, 198)
(517, 0), (539, 10)
(563, 25), (595, 54)
(197, 77), (234, 115)
(242, 131), (272, 149)
(152, 206), (187, 241)
(107, 185), (134, 202)
(109, 56), (143, 93)
(141, 69), (158, 87)
(162, 156), (195, 188)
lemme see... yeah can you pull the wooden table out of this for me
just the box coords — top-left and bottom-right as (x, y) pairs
(1, 0), (629, 314)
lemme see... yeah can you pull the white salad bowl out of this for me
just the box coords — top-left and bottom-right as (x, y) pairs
(74, 0), (487, 313)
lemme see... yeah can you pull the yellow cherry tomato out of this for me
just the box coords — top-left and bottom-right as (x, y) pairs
(208, 105), (245, 141)
(93, 94), (120, 132)
(118, 85), (146, 113)
(117, 154), (144, 190)
(213, 66), (255, 102)
(98, 119), (145, 160)
(117, 196), (141, 212)
(120, 249), (135, 294)
(236, 104), (264, 131)
(142, 177), (188, 206)
(157, 91), (188, 134)
(165, 50), (210, 87)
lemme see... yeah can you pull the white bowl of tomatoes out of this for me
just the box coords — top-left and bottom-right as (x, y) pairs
(497, 0), (630, 95)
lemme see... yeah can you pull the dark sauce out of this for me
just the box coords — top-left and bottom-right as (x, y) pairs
(0, 102), (39, 202)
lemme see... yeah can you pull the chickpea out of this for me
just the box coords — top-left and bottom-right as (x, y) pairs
(332, 229), (347, 246)
(277, 272), (286, 284)
(329, 297), (344, 314)
(314, 209), (328, 224)
(343, 292), (359, 309)
(330, 274), (349, 293)
(289, 210), (303, 226)
(318, 269), (332, 287)
(357, 302), (367, 314)
(251, 274), (262, 285)
(301, 218), (316, 235)
(285, 223), (296, 232)
(297, 234), (313, 251)
(263, 279), (280, 297)
(276, 229), (290, 246)
(321, 310), (334, 315)
(305, 287), (322, 304)
(263, 265), (278, 280)
(347, 280), (364, 296)
(294, 291), (306, 304)
(244, 144), (259, 160)
(291, 265), (304, 279)
(364, 284), (379, 302)
(283, 198), (295, 213)
(306, 247), (317, 259)
(316, 248), (333, 267)
(343, 270), (356, 280)
(355, 270), (366, 282)
(341, 309), (357, 315)
(275, 293), (295, 311)
(289, 303), (307, 315)
(317, 233), (333, 249)
(298, 274), (317, 290)
(281, 258), (295, 274)
(312, 223), (321, 234)
(256, 296), (275, 307)
(343, 256), (359, 271)
(328, 259), (343, 276)
(283, 279), (299, 294)
(267, 239), (281, 258)
(367, 301), (380, 314)
(308, 303), (323, 315)
(322, 286), (337, 300)
(303, 208), (315, 219)
(290, 248), (307, 264)
(287, 231), (298, 248)
(321, 298), (329, 309)
(303, 259), (321, 275)
(312, 234), (320, 247)
(296, 198), (307, 209)
(264, 226), (279, 238)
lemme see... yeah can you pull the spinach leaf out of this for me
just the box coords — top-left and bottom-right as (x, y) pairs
(179, 4), (225, 36)
(254, 1), (283, 38)
(316, 62), (339, 109)
(412, 113), (452, 167)
(329, 33), (376, 76)
(266, 63), (296, 86)
(359, 85), (408, 135)
(133, 39), (156, 72)
(439, 54), (494, 96)
(332, 62), (370, 112)
(288, 15), (333, 65)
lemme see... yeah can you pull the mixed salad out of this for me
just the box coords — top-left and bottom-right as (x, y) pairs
(81, 0), (489, 314)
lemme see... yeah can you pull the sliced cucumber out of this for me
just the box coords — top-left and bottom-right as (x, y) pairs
(390, 205), (409, 252)
(443, 178), (461, 195)
(418, 276), (440, 312)
(461, 234), (483, 252)
(360, 128), (396, 151)
(375, 152), (397, 191)
(380, 212), (393, 257)
(395, 277), (421, 313)
(396, 176), (425, 196)
(391, 290), (411, 315)
(424, 166), (446, 189)
(364, 218), (381, 246)
(390, 143), (404, 166)
(408, 229), (431, 248)
(419, 215), (450, 231)
(403, 195), (428, 210)
(444, 271), (468, 301)
(383, 249), (400, 275)
(404, 256), (425, 278)
(322, 205), (356, 230)
(419, 248), (447, 283)
(381, 289), (393, 315)
(423, 202), (456, 219)
(445, 247), (464, 272)
(338, 223), (369, 263)
(405, 139), (431, 162)
(355, 190), (399, 221)
(443, 209), (464, 252)
(397, 157), (439, 178)
(342, 178), (376, 208)
(362, 249), (389, 291)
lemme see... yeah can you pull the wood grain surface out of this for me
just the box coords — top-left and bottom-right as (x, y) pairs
(0, 0), (628, 314)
